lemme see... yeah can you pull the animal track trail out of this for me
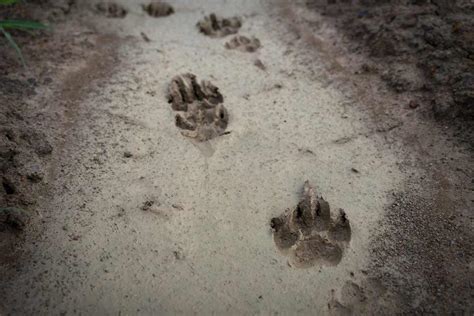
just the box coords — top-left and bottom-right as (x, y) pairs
(225, 35), (261, 52)
(270, 181), (351, 268)
(167, 73), (229, 142)
(197, 13), (242, 37)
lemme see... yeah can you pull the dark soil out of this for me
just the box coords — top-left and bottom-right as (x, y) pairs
(370, 185), (474, 314)
(0, 0), (120, 266)
(306, 0), (473, 123)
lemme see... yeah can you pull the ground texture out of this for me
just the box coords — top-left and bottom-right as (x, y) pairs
(0, 0), (472, 314)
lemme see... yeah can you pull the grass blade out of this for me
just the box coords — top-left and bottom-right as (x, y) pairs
(0, 20), (47, 30)
(0, 27), (26, 67)
(0, 0), (19, 5)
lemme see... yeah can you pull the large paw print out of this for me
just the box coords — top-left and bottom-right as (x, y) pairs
(270, 181), (351, 268)
(196, 13), (242, 38)
(167, 73), (229, 142)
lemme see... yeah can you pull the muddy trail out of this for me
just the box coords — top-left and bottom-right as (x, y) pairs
(0, 0), (472, 315)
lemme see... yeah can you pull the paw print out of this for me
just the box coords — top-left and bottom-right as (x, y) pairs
(168, 73), (229, 142)
(270, 181), (351, 268)
(225, 35), (261, 52)
(142, 1), (174, 17)
(95, 2), (127, 18)
(197, 13), (242, 38)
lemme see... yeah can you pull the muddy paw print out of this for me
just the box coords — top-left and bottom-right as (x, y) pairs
(270, 181), (351, 268)
(142, 1), (174, 17)
(95, 2), (127, 18)
(225, 35), (261, 52)
(167, 73), (229, 142)
(197, 13), (241, 38)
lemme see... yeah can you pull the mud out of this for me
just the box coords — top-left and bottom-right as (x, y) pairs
(0, 207), (32, 266)
(142, 1), (174, 18)
(329, 278), (395, 315)
(197, 13), (242, 37)
(0, 207), (30, 231)
(271, 181), (351, 268)
(0, 113), (52, 210)
(369, 188), (474, 314)
(95, 2), (127, 18)
(0, 0), (472, 314)
(281, 0), (473, 313)
(225, 35), (261, 52)
(305, 0), (474, 121)
(0, 0), (121, 269)
(168, 73), (229, 141)
(0, 207), (28, 268)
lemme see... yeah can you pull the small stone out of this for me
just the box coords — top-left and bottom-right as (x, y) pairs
(171, 204), (184, 211)
(123, 151), (133, 158)
(141, 200), (154, 211)
(254, 59), (266, 70)
(140, 32), (151, 42)
(2, 177), (16, 194)
(27, 171), (43, 183)
(173, 250), (184, 260)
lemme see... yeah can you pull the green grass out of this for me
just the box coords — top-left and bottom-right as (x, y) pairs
(0, 0), (48, 67)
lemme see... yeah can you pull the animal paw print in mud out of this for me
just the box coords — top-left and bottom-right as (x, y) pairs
(142, 1), (174, 17)
(95, 2), (127, 18)
(270, 181), (351, 268)
(225, 35), (261, 52)
(197, 13), (241, 37)
(167, 73), (229, 142)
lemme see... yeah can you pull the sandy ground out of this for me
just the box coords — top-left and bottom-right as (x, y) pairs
(0, 0), (472, 315)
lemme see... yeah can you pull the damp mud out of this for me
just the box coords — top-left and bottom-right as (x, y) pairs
(0, 0), (472, 314)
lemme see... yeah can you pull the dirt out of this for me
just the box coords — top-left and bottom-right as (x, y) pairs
(0, 0), (122, 273)
(369, 187), (474, 314)
(271, 181), (351, 268)
(197, 13), (242, 37)
(0, 0), (472, 314)
(304, 0), (474, 122)
(225, 35), (261, 52)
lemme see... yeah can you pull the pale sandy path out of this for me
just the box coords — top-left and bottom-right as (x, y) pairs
(1, 0), (403, 314)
